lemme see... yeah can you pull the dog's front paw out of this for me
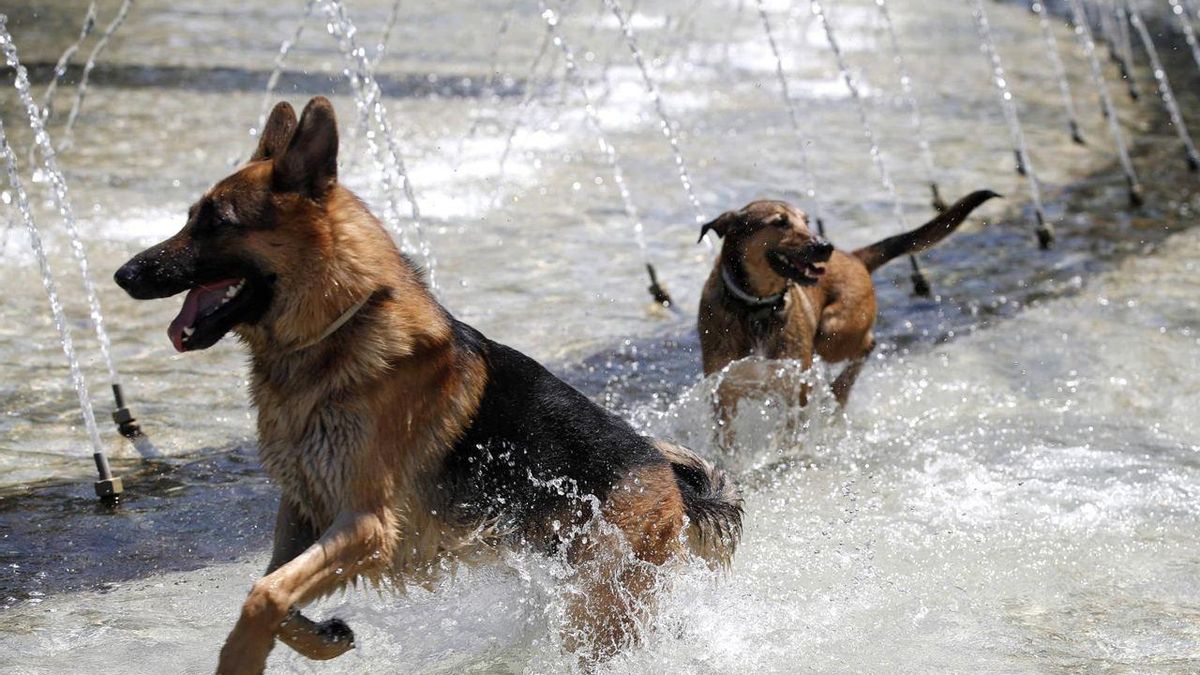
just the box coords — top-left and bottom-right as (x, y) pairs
(277, 610), (356, 661)
(316, 617), (355, 655)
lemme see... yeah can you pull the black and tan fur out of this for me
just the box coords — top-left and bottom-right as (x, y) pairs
(697, 192), (999, 446)
(115, 98), (742, 673)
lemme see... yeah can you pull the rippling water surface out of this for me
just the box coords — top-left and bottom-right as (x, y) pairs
(2, 0), (1199, 671)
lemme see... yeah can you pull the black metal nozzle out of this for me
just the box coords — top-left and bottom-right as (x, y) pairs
(1069, 120), (1085, 146)
(815, 217), (827, 238)
(908, 255), (931, 298)
(92, 451), (123, 507)
(1014, 150), (1027, 177)
(930, 182), (948, 214)
(646, 263), (673, 307)
(1034, 210), (1054, 250)
(1127, 176), (1145, 207)
(111, 383), (142, 439)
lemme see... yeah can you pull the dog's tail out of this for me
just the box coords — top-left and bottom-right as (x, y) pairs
(654, 440), (743, 566)
(852, 189), (1000, 273)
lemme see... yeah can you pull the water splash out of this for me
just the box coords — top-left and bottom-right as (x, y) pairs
(754, 0), (827, 236)
(873, 0), (947, 212)
(536, 2), (669, 305)
(810, 0), (929, 293)
(970, 0), (1052, 248)
(0, 116), (106, 462)
(59, 0), (134, 152)
(1030, 0), (1085, 145)
(1065, 0), (1143, 206)
(253, 0), (318, 140)
(1, 21), (119, 382)
(602, 0), (709, 242)
(1127, 5), (1200, 172)
(321, 0), (437, 290)
(1169, 0), (1200, 72)
(37, 1), (97, 128)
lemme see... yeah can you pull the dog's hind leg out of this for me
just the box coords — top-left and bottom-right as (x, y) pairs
(217, 509), (391, 674)
(830, 339), (875, 407)
(562, 464), (684, 663)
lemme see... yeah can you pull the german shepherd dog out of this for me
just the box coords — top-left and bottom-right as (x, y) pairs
(697, 191), (998, 446)
(114, 97), (742, 673)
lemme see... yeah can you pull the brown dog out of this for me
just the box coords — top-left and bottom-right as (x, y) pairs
(697, 191), (999, 444)
(115, 97), (742, 672)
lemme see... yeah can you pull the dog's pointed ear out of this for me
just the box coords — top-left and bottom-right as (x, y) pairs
(274, 97), (339, 197)
(250, 102), (298, 162)
(699, 211), (735, 243)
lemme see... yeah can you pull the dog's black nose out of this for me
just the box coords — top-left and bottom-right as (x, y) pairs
(813, 239), (834, 258)
(114, 260), (142, 293)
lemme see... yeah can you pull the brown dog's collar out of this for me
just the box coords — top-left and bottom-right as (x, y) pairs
(720, 264), (789, 311)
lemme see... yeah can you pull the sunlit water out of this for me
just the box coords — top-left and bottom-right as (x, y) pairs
(2, 0), (1199, 671)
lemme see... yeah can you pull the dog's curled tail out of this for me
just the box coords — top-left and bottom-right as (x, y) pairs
(852, 189), (1001, 273)
(654, 440), (743, 566)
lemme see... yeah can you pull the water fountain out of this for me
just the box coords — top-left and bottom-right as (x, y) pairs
(1029, 0), (1086, 145)
(1097, 1), (1138, 102)
(1113, 2), (1141, 101)
(254, 0), (318, 140)
(36, 1), (97, 130)
(1167, 0), (1200, 67)
(602, 0), (710, 244)
(1169, 0), (1200, 71)
(971, 0), (1053, 248)
(874, 0), (950, 212)
(0, 111), (121, 505)
(754, 0), (827, 236)
(2, 19), (144, 442)
(535, 2), (672, 306)
(372, 0), (405, 67)
(1065, 0), (1143, 206)
(58, 0), (135, 152)
(809, 0), (931, 295)
(492, 22), (558, 209)
(453, 0), (520, 167)
(1128, 4), (1200, 172)
(322, 0), (437, 290)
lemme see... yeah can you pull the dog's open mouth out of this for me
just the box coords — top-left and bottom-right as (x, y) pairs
(769, 251), (827, 285)
(168, 278), (249, 352)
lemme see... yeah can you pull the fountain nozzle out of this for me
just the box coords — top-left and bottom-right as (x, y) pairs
(1070, 121), (1085, 146)
(929, 183), (948, 214)
(908, 256), (931, 298)
(1127, 177), (1145, 207)
(1035, 211), (1054, 250)
(92, 451), (123, 507)
(646, 264), (673, 307)
(111, 383), (142, 439)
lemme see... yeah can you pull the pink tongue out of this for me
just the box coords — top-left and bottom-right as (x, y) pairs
(167, 279), (240, 352)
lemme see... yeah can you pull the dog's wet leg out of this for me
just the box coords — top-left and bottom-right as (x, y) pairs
(262, 500), (357, 661)
(831, 339), (875, 407)
(217, 510), (389, 674)
(563, 465), (683, 664)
